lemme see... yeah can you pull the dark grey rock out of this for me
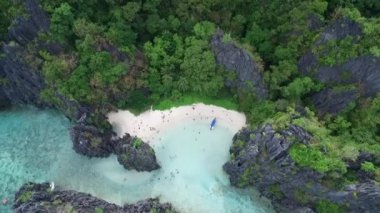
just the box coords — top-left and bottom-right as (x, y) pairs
(0, 60), (11, 108)
(347, 152), (377, 170)
(307, 14), (324, 31)
(316, 17), (362, 45)
(298, 17), (380, 115)
(13, 182), (177, 213)
(70, 124), (113, 158)
(0, 88), (11, 109)
(115, 135), (160, 172)
(308, 56), (380, 115)
(315, 56), (380, 97)
(299, 18), (363, 76)
(311, 88), (358, 116)
(70, 123), (161, 172)
(298, 51), (319, 76)
(0, 0), (50, 107)
(8, 0), (49, 46)
(1, 44), (48, 107)
(322, 181), (380, 213)
(224, 124), (380, 212)
(211, 29), (268, 99)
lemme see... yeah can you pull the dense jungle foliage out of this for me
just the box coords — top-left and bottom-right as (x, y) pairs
(1, 0), (379, 201)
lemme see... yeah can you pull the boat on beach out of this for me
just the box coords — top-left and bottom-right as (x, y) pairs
(210, 118), (217, 130)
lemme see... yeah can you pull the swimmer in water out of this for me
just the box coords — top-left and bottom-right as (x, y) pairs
(2, 197), (8, 205)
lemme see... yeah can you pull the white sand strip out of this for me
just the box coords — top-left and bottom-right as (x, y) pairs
(107, 103), (246, 144)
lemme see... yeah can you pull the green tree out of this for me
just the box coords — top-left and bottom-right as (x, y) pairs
(50, 3), (74, 42)
(283, 77), (321, 100)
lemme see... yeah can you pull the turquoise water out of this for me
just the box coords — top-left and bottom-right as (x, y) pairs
(0, 108), (273, 212)
(0, 107), (73, 213)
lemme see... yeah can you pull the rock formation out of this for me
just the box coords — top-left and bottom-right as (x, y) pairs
(211, 29), (268, 99)
(0, 0), (50, 107)
(70, 109), (160, 171)
(114, 135), (160, 172)
(13, 182), (176, 213)
(298, 18), (380, 116)
(224, 124), (380, 212)
(71, 124), (114, 158)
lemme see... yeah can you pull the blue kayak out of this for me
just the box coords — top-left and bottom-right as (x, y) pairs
(210, 118), (217, 130)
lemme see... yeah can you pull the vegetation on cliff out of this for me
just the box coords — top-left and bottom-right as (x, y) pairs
(1, 0), (379, 212)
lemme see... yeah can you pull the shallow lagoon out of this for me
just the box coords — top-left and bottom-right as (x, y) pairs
(0, 108), (273, 212)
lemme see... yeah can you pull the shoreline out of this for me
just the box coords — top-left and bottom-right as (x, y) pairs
(107, 103), (246, 144)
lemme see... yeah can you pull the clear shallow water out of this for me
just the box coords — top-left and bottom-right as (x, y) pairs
(0, 107), (73, 213)
(0, 108), (274, 213)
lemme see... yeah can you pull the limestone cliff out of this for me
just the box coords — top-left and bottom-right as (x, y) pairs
(224, 125), (380, 212)
(211, 30), (268, 99)
(298, 18), (380, 116)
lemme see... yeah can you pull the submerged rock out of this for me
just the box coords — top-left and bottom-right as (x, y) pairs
(115, 134), (160, 172)
(224, 124), (380, 212)
(13, 182), (176, 213)
(211, 29), (267, 99)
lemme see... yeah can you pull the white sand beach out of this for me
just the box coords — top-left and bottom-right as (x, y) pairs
(107, 103), (246, 143)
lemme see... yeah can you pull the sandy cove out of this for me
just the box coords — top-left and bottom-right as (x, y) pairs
(107, 103), (246, 144)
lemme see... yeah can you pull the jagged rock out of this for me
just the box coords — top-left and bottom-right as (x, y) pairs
(13, 182), (177, 213)
(8, 0), (49, 46)
(53, 92), (91, 121)
(0, 88), (11, 109)
(307, 14), (324, 31)
(1, 44), (48, 107)
(309, 56), (380, 116)
(314, 56), (380, 97)
(298, 51), (319, 76)
(70, 124), (161, 172)
(347, 152), (378, 182)
(298, 17), (380, 115)
(315, 18), (362, 45)
(299, 18), (363, 75)
(337, 182), (380, 212)
(0, 0), (50, 107)
(0, 60), (11, 108)
(224, 124), (380, 212)
(115, 135), (160, 172)
(211, 29), (268, 99)
(311, 88), (358, 116)
(70, 124), (113, 158)
(347, 152), (377, 170)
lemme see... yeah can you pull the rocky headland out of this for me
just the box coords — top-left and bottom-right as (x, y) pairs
(13, 182), (176, 213)
(224, 124), (380, 213)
